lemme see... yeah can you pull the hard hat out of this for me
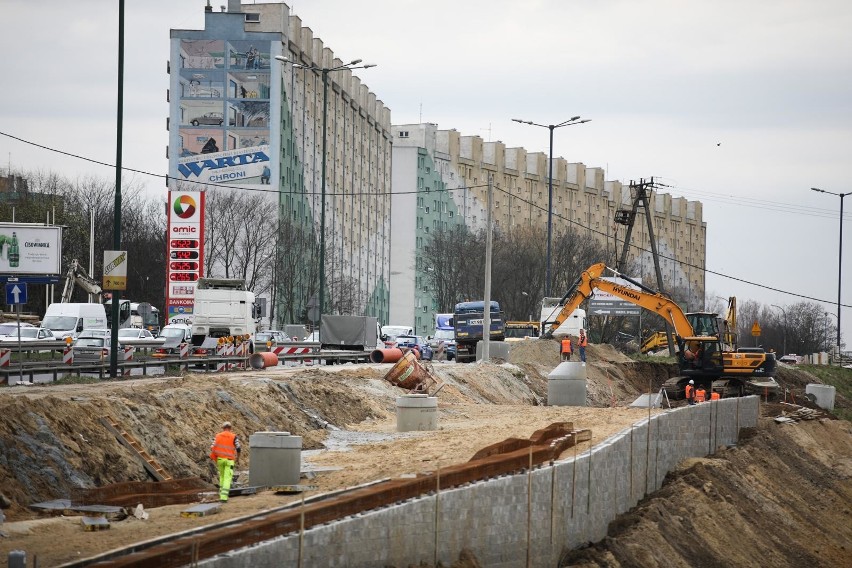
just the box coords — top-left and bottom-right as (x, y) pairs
(222, 421), (232, 429)
(688, 380), (694, 385)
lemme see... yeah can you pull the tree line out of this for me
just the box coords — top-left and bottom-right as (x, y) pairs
(6, 168), (839, 353)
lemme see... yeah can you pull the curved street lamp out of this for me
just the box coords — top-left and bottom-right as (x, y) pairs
(811, 187), (849, 360)
(511, 116), (590, 297)
(275, 55), (376, 339)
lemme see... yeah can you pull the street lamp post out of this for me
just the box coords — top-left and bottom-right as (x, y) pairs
(811, 187), (848, 360)
(511, 116), (590, 297)
(276, 55), (375, 339)
(772, 304), (787, 357)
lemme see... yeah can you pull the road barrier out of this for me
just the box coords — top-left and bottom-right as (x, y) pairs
(0, 349), (9, 368)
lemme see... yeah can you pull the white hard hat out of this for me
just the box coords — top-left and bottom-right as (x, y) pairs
(688, 380), (694, 385)
(222, 421), (232, 429)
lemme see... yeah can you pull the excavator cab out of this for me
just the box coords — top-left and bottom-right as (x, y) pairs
(676, 336), (725, 379)
(685, 312), (720, 338)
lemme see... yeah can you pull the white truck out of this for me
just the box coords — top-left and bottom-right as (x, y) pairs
(190, 278), (260, 353)
(540, 297), (586, 338)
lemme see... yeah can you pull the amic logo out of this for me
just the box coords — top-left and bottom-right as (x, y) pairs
(173, 195), (197, 219)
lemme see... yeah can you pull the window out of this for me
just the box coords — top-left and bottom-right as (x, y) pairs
(245, 13), (260, 22)
(399, 131), (409, 138)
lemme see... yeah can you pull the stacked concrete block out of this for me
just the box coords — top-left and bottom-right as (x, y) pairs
(200, 397), (760, 568)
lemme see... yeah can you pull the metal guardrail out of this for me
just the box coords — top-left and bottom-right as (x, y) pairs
(0, 341), (376, 384)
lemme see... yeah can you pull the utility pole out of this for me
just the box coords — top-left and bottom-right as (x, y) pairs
(482, 174), (494, 362)
(614, 178), (676, 356)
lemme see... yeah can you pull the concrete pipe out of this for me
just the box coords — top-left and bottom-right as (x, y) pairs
(250, 351), (280, 369)
(370, 348), (404, 364)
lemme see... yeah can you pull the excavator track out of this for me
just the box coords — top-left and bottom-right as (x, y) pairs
(662, 376), (686, 400)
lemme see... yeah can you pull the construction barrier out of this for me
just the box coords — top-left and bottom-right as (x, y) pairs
(216, 344), (227, 372)
(250, 352), (279, 369)
(63, 346), (74, 365)
(123, 346), (135, 376)
(0, 349), (10, 368)
(370, 348), (404, 364)
(179, 342), (190, 358)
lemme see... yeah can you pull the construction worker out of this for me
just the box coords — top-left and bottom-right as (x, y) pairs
(210, 421), (241, 502)
(710, 391), (721, 401)
(685, 379), (696, 405)
(695, 385), (707, 403)
(560, 337), (572, 361)
(577, 329), (588, 363)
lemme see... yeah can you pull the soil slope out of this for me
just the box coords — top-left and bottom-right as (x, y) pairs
(0, 339), (847, 567)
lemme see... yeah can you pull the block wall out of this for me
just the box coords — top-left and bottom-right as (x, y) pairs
(201, 397), (759, 567)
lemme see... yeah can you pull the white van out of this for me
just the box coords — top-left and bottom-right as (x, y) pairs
(41, 303), (108, 340)
(539, 300), (587, 339)
(381, 325), (415, 347)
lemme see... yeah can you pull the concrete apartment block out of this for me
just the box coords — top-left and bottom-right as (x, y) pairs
(199, 400), (758, 566)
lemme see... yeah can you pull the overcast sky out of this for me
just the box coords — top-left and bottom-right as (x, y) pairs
(1, 0), (850, 348)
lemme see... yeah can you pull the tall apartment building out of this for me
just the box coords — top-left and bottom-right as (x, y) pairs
(168, 1), (391, 328)
(391, 123), (707, 335)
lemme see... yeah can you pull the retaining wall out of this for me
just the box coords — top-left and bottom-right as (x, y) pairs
(202, 396), (759, 567)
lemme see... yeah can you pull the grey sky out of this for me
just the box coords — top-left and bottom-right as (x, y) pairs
(1, 0), (850, 347)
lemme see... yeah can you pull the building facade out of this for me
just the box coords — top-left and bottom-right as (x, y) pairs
(168, 1), (392, 328)
(391, 123), (707, 335)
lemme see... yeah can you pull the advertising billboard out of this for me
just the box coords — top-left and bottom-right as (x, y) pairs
(0, 223), (62, 275)
(165, 191), (205, 325)
(588, 276), (643, 316)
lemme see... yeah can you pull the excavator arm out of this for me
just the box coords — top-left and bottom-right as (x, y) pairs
(542, 263), (698, 340)
(60, 259), (103, 303)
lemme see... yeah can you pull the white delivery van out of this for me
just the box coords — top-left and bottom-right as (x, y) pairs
(381, 325), (415, 346)
(41, 303), (108, 340)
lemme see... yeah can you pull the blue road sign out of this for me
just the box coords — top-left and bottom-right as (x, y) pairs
(5, 282), (27, 305)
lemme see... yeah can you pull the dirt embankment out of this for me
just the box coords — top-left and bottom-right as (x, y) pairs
(0, 338), (847, 566)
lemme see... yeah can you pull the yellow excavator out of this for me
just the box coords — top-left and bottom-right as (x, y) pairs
(543, 263), (779, 398)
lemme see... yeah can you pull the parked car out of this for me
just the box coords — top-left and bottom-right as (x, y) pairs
(77, 329), (111, 340)
(117, 328), (156, 341)
(256, 330), (290, 346)
(72, 337), (110, 361)
(395, 335), (433, 361)
(190, 112), (224, 126)
(0, 322), (35, 336)
(428, 329), (456, 361)
(0, 327), (56, 342)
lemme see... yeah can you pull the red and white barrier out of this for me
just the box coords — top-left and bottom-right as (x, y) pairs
(123, 346), (135, 376)
(63, 346), (74, 365)
(179, 342), (190, 358)
(216, 344), (227, 372)
(0, 349), (10, 368)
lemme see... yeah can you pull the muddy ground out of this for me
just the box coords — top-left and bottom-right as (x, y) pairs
(0, 339), (849, 567)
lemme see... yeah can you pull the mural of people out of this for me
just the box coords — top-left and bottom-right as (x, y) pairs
(261, 165), (271, 184)
(201, 138), (219, 154)
(245, 46), (259, 69)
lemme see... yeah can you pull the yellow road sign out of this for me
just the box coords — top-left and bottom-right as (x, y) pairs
(751, 321), (761, 336)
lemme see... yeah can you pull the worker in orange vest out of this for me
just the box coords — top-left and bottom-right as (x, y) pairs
(577, 329), (588, 363)
(710, 391), (721, 401)
(685, 379), (696, 405)
(560, 337), (572, 361)
(210, 421), (241, 502)
(695, 386), (707, 403)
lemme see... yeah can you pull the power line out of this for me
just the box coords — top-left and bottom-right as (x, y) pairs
(3, 129), (848, 308)
(492, 184), (851, 308)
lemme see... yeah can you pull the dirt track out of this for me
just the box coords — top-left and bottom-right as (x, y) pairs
(0, 340), (849, 567)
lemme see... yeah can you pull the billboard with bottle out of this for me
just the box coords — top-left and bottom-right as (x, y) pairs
(0, 223), (62, 275)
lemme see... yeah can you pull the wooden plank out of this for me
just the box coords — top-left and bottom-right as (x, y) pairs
(99, 417), (171, 482)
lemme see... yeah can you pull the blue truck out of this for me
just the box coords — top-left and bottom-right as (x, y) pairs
(452, 301), (505, 363)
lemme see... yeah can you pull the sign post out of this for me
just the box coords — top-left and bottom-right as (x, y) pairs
(5, 281), (28, 385)
(751, 321), (761, 347)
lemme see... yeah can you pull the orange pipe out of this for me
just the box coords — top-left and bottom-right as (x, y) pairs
(370, 348), (404, 364)
(250, 351), (279, 369)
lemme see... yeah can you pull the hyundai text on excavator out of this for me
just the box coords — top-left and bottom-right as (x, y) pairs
(542, 263), (779, 398)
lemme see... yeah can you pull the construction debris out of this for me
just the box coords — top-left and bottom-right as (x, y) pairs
(271, 484), (319, 494)
(181, 503), (221, 518)
(81, 516), (110, 531)
(133, 504), (149, 521)
(773, 403), (828, 424)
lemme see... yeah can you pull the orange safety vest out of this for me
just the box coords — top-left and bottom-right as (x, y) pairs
(561, 339), (572, 354)
(685, 384), (694, 400)
(578, 334), (588, 347)
(710, 392), (721, 401)
(210, 430), (237, 461)
(695, 388), (707, 403)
